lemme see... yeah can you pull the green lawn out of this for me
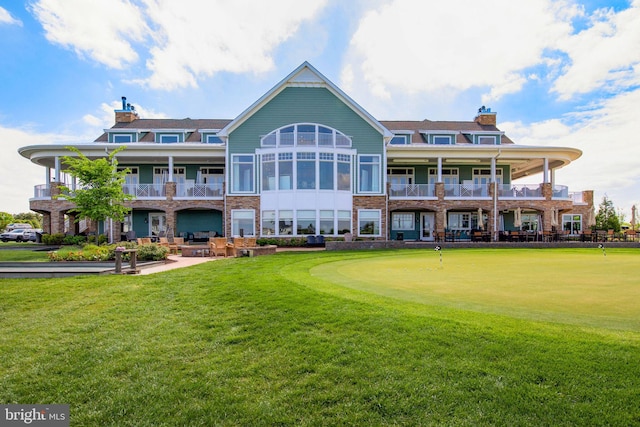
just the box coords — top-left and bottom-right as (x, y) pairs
(1, 249), (639, 426)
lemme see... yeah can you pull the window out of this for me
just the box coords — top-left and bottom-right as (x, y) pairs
(448, 213), (470, 230)
(206, 135), (223, 144)
(261, 153), (276, 191)
(113, 134), (133, 143)
(297, 210), (316, 235)
(388, 168), (414, 186)
(153, 167), (185, 185)
(477, 136), (497, 145)
(562, 214), (582, 234)
(337, 210), (351, 234)
(159, 134), (179, 143)
(337, 154), (351, 191)
(392, 213), (414, 230)
(118, 167), (138, 194)
(232, 210), (255, 236)
(261, 124), (351, 148)
(232, 155), (254, 192)
(199, 167), (224, 188)
(262, 211), (276, 236)
(278, 153), (293, 190)
(279, 210), (293, 235)
(433, 135), (452, 145)
(358, 210), (381, 236)
(521, 213), (540, 232)
(297, 152), (316, 190)
(319, 210), (334, 235)
(359, 155), (381, 193)
(390, 135), (408, 145)
(319, 153), (334, 190)
(428, 168), (459, 185)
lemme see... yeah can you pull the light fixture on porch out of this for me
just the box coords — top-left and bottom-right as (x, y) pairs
(445, 159), (481, 163)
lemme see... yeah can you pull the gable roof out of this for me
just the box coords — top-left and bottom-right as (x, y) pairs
(218, 61), (394, 140)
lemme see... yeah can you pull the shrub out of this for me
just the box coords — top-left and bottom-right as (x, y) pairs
(47, 245), (111, 262)
(257, 237), (308, 247)
(135, 244), (169, 261)
(62, 234), (87, 246)
(42, 233), (65, 245)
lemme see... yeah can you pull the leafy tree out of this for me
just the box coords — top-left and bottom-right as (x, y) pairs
(58, 146), (133, 239)
(0, 212), (13, 231)
(13, 212), (43, 229)
(595, 195), (621, 232)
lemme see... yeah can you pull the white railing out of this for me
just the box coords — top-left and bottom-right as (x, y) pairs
(122, 183), (165, 198)
(389, 184), (435, 198)
(445, 183), (490, 198)
(498, 184), (543, 198)
(176, 183), (224, 198)
(569, 191), (585, 204)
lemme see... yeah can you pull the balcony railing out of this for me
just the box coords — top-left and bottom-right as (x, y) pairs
(176, 182), (223, 198)
(389, 184), (435, 198)
(445, 183), (490, 198)
(498, 184), (543, 199)
(33, 184), (51, 199)
(123, 183), (165, 198)
(553, 185), (569, 199)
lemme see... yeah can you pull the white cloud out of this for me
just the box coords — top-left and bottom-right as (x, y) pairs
(83, 101), (168, 131)
(136, 0), (327, 90)
(500, 88), (640, 214)
(0, 126), (82, 214)
(552, 2), (640, 99)
(342, 0), (577, 102)
(0, 6), (22, 26)
(30, 0), (148, 69)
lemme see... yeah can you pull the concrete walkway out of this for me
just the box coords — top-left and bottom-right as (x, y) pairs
(139, 254), (218, 275)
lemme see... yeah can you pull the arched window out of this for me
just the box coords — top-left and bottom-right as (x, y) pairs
(261, 124), (352, 148)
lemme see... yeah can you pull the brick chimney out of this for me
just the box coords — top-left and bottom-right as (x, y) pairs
(115, 96), (139, 123)
(474, 106), (496, 126)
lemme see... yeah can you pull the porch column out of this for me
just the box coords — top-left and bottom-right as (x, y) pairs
(543, 158), (549, 184)
(168, 156), (174, 181)
(490, 156), (496, 183)
(54, 156), (61, 182)
(437, 157), (443, 182)
(45, 168), (51, 188)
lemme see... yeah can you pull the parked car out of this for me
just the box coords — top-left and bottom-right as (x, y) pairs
(5, 223), (33, 232)
(1, 229), (33, 242)
(22, 229), (42, 242)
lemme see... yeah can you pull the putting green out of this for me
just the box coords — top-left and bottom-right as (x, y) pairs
(311, 248), (640, 331)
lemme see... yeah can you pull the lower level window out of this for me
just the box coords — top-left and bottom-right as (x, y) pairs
(358, 210), (381, 236)
(262, 210), (276, 235)
(232, 210), (255, 236)
(562, 214), (582, 234)
(392, 213), (414, 230)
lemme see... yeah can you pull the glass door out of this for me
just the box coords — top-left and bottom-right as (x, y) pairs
(149, 213), (166, 237)
(420, 212), (435, 241)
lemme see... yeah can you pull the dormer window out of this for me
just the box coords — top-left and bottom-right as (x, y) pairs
(113, 134), (133, 143)
(477, 135), (497, 145)
(159, 134), (179, 143)
(206, 135), (223, 144)
(390, 135), (408, 145)
(433, 135), (452, 145)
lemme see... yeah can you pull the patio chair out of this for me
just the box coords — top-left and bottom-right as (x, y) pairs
(209, 237), (229, 257)
(245, 237), (257, 247)
(168, 237), (184, 255)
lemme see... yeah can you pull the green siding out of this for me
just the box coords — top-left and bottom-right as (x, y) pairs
(176, 210), (222, 236)
(229, 87), (384, 155)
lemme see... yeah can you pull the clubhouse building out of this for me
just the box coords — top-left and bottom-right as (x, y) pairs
(19, 62), (594, 242)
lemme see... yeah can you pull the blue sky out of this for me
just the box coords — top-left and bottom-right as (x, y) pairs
(1, 0), (639, 220)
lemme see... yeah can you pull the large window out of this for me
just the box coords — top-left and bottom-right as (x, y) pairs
(319, 210), (334, 235)
(232, 210), (255, 236)
(278, 153), (293, 190)
(358, 210), (381, 236)
(319, 153), (334, 190)
(337, 210), (351, 234)
(261, 123), (352, 148)
(279, 210), (293, 235)
(359, 155), (381, 193)
(296, 152), (316, 189)
(262, 211), (276, 236)
(562, 214), (582, 234)
(392, 213), (414, 230)
(261, 153), (276, 191)
(232, 155), (254, 192)
(448, 213), (470, 230)
(297, 210), (316, 235)
(337, 154), (351, 191)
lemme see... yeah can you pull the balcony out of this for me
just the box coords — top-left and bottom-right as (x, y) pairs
(122, 184), (165, 198)
(445, 183), (490, 198)
(498, 184), (543, 199)
(175, 182), (223, 199)
(389, 184), (435, 199)
(33, 184), (51, 199)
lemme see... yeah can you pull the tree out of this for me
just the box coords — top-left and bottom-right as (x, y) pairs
(58, 146), (133, 239)
(0, 212), (13, 231)
(13, 212), (43, 229)
(595, 195), (621, 232)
